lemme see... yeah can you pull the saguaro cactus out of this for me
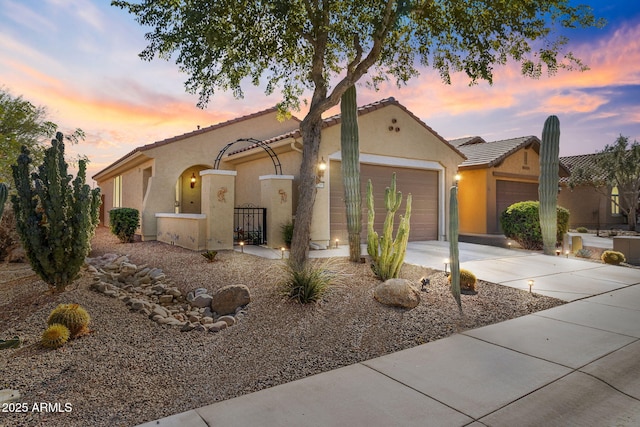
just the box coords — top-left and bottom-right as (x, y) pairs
(449, 185), (462, 312)
(539, 115), (561, 255)
(340, 84), (362, 262)
(0, 183), (7, 221)
(366, 173), (412, 280)
(11, 132), (101, 292)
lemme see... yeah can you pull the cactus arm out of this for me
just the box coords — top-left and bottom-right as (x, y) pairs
(539, 115), (561, 255)
(366, 179), (379, 265)
(449, 185), (462, 312)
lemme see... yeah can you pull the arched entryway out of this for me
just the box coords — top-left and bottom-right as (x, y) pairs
(175, 165), (210, 214)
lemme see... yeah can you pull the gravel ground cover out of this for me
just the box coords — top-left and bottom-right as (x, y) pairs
(0, 227), (564, 427)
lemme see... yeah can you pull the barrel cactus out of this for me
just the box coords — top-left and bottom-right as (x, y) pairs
(0, 183), (7, 221)
(539, 115), (561, 255)
(601, 250), (626, 265)
(449, 185), (462, 312)
(448, 268), (477, 293)
(47, 303), (90, 337)
(41, 324), (70, 349)
(366, 173), (412, 280)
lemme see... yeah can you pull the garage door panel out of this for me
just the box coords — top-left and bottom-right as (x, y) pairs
(495, 180), (538, 232)
(330, 162), (438, 242)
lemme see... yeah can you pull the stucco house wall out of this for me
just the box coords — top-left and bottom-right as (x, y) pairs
(558, 185), (626, 230)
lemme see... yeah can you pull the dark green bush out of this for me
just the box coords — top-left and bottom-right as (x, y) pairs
(281, 220), (294, 248)
(576, 226), (589, 233)
(109, 208), (139, 243)
(500, 201), (569, 250)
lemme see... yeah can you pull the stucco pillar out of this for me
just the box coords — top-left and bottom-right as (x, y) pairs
(201, 169), (236, 250)
(260, 175), (294, 248)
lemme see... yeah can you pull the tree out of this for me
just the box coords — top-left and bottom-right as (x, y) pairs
(0, 87), (85, 187)
(113, 0), (603, 267)
(11, 132), (101, 292)
(569, 135), (640, 231)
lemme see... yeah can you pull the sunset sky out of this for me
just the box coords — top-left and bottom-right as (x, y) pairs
(1, 0), (639, 184)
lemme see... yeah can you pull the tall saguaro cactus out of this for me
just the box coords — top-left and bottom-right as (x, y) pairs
(449, 185), (462, 312)
(539, 115), (561, 255)
(366, 173), (412, 280)
(340, 85), (362, 262)
(11, 132), (101, 292)
(0, 183), (7, 221)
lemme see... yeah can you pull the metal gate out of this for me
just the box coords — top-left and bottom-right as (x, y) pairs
(234, 205), (267, 245)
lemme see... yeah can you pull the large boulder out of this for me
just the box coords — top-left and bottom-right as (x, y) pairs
(211, 284), (251, 315)
(373, 278), (420, 309)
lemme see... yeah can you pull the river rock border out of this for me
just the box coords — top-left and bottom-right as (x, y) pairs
(85, 253), (250, 332)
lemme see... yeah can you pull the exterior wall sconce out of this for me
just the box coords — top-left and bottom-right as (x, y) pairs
(454, 173), (461, 186)
(444, 258), (450, 277)
(316, 157), (327, 187)
(190, 173), (197, 189)
(528, 279), (534, 293)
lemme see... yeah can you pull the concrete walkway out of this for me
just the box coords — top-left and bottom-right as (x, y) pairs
(139, 242), (640, 427)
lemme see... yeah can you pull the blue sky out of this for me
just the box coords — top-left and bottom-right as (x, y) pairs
(1, 0), (639, 181)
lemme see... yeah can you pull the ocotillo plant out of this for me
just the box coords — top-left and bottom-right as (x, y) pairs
(366, 173), (412, 280)
(539, 115), (561, 255)
(449, 185), (462, 312)
(340, 84), (362, 262)
(11, 132), (101, 292)
(0, 183), (7, 221)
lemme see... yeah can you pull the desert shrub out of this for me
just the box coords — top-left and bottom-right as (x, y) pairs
(576, 227), (589, 233)
(500, 201), (569, 250)
(41, 324), (70, 349)
(449, 268), (477, 293)
(601, 250), (626, 265)
(202, 250), (218, 262)
(575, 248), (592, 258)
(47, 303), (91, 337)
(109, 207), (139, 243)
(281, 220), (294, 248)
(280, 259), (343, 303)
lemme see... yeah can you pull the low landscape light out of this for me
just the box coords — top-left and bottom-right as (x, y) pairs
(565, 250), (569, 258)
(335, 238), (339, 249)
(239, 241), (244, 253)
(528, 279), (534, 293)
(281, 247), (285, 259)
(555, 249), (561, 256)
(444, 258), (450, 277)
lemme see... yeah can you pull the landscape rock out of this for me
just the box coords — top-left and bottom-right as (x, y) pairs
(218, 315), (236, 327)
(373, 278), (421, 309)
(209, 321), (228, 332)
(211, 284), (251, 315)
(191, 294), (213, 308)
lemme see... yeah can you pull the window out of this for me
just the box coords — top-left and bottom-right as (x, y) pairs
(113, 175), (123, 208)
(611, 186), (620, 215)
(523, 150), (528, 165)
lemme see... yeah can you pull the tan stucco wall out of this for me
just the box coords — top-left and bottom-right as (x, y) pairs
(458, 169), (488, 234)
(558, 185), (626, 229)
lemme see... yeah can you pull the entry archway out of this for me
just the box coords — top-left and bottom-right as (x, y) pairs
(214, 138), (282, 175)
(175, 164), (210, 214)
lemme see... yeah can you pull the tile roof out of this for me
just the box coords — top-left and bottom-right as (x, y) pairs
(93, 106), (298, 179)
(558, 153), (606, 183)
(455, 136), (539, 169)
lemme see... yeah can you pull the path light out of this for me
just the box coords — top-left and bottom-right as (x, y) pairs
(420, 277), (430, 292)
(528, 279), (534, 294)
(335, 238), (339, 249)
(444, 258), (450, 277)
(565, 250), (569, 258)
(555, 249), (561, 256)
(239, 241), (244, 253)
(508, 242), (512, 249)
(281, 247), (285, 259)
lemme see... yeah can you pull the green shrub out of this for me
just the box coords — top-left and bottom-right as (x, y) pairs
(281, 220), (294, 248)
(576, 227), (588, 233)
(109, 208), (139, 243)
(575, 248), (592, 258)
(449, 268), (477, 293)
(280, 259), (343, 303)
(500, 201), (569, 250)
(202, 250), (218, 262)
(601, 250), (626, 265)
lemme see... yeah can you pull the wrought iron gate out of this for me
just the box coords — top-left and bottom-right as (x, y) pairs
(234, 205), (267, 245)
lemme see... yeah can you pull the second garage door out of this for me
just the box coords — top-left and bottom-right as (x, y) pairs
(495, 180), (539, 232)
(330, 162), (439, 242)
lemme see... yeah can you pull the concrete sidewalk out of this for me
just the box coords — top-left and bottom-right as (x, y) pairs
(139, 242), (640, 427)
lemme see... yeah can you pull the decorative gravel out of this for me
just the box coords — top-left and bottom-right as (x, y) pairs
(0, 228), (564, 427)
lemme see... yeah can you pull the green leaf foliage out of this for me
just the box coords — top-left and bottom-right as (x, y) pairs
(109, 208), (140, 243)
(11, 133), (101, 292)
(500, 201), (569, 250)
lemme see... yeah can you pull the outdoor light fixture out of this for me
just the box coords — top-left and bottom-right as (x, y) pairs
(555, 249), (561, 256)
(565, 250), (569, 258)
(454, 173), (461, 186)
(316, 157), (327, 185)
(528, 279), (534, 293)
(281, 247), (285, 259)
(420, 277), (430, 292)
(239, 241), (244, 253)
(190, 173), (197, 188)
(335, 238), (339, 249)
(444, 258), (450, 277)
(508, 242), (512, 249)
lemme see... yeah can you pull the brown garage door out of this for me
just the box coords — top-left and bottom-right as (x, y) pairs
(330, 162), (439, 242)
(496, 180), (538, 231)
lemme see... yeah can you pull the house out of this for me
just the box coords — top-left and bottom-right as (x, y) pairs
(93, 98), (465, 251)
(558, 153), (627, 230)
(451, 136), (570, 235)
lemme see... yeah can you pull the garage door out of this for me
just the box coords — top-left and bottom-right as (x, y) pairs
(330, 162), (439, 242)
(496, 180), (538, 231)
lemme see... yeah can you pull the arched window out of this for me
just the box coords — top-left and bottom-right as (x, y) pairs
(611, 186), (620, 215)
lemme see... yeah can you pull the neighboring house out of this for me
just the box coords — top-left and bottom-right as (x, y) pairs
(451, 136), (569, 235)
(93, 98), (465, 251)
(558, 153), (627, 230)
